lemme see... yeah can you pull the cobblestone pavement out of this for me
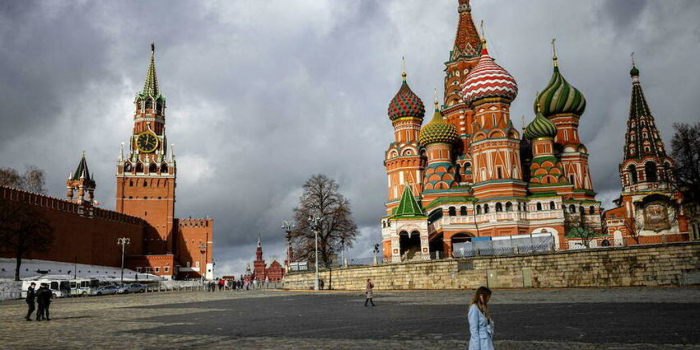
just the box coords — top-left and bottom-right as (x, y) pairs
(0, 288), (698, 349)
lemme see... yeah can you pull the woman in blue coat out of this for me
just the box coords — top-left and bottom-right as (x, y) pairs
(468, 286), (494, 350)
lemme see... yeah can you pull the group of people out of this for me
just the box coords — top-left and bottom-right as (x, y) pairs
(25, 282), (52, 321)
(206, 278), (275, 292)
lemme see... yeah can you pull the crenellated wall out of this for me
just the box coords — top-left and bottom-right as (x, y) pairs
(1, 186), (147, 268)
(284, 242), (700, 290)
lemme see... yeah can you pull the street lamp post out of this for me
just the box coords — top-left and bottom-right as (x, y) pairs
(281, 221), (295, 271)
(308, 215), (322, 291)
(117, 237), (131, 285)
(198, 243), (207, 283)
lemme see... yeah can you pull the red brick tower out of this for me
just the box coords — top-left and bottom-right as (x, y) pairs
(116, 44), (177, 255)
(66, 152), (96, 204)
(384, 61), (426, 214)
(253, 236), (266, 281)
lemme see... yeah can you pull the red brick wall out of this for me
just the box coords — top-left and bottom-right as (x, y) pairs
(1, 186), (146, 268)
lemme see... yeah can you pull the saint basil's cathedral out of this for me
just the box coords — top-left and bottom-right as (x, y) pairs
(380, 0), (690, 262)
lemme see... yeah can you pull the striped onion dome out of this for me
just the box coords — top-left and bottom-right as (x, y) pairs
(388, 73), (425, 121)
(419, 100), (459, 145)
(525, 102), (558, 140)
(460, 43), (518, 106)
(534, 59), (586, 117)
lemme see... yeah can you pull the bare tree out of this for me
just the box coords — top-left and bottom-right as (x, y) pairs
(0, 166), (47, 194)
(671, 122), (700, 220)
(0, 198), (54, 281)
(290, 174), (359, 268)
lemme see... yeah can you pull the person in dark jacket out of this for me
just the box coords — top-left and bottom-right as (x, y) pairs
(25, 282), (36, 321)
(36, 283), (52, 321)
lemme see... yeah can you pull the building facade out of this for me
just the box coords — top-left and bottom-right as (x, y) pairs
(604, 64), (689, 244)
(116, 44), (214, 280)
(0, 45), (215, 280)
(381, 0), (602, 261)
(251, 238), (285, 283)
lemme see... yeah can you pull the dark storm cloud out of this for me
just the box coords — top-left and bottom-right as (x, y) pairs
(1, 0), (698, 276)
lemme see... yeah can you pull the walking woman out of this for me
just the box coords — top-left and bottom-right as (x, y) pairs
(364, 279), (375, 307)
(468, 286), (494, 350)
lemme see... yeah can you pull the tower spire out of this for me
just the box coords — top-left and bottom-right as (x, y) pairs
(142, 43), (159, 96)
(624, 59), (666, 162)
(401, 56), (407, 82)
(450, 0), (481, 58)
(551, 38), (558, 67)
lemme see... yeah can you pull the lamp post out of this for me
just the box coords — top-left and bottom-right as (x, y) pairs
(117, 237), (131, 285)
(308, 215), (323, 291)
(198, 243), (207, 283)
(281, 221), (295, 271)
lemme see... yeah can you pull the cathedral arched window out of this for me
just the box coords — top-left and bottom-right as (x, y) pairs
(536, 203), (542, 211)
(484, 204), (490, 214)
(460, 206), (467, 216)
(628, 164), (638, 184)
(505, 202), (513, 212)
(476, 205), (482, 215)
(496, 203), (503, 212)
(149, 163), (157, 173)
(129, 180), (134, 187)
(579, 206), (585, 216)
(550, 201), (556, 210)
(145, 99), (153, 110)
(569, 204), (576, 214)
(645, 162), (657, 182)
(448, 207), (456, 216)
(589, 206), (595, 215)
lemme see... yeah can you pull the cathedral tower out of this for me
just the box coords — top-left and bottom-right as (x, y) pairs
(461, 38), (525, 199)
(384, 62), (425, 214)
(116, 44), (177, 254)
(534, 44), (594, 199)
(442, 0), (482, 179)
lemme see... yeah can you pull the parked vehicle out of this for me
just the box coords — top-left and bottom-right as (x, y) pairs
(117, 284), (146, 294)
(91, 285), (120, 296)
(21, 279), (69, 299)
(69, 278), (100, 297)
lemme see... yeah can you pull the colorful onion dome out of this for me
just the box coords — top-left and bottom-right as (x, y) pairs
(419, 95), (459, 145)
(534, 56), (586, 117)
(387, 68), (425, 121)
(525, 101), (558, 140)
(460, 42), (518, 106)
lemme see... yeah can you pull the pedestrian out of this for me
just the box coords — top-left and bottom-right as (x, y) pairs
(319, 278), (324, 290)
(218, 278), (225, 291)
(364, 278), (375, 307)
(468, 286), (494, 350)
(25, 282), (36, 321)
(36, 283), (52, 321)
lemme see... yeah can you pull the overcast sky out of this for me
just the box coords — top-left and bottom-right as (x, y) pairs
(1, 0), (698, 277)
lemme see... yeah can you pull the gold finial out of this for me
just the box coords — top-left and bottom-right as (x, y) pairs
(401, 56), (407, 81)
(521, 115), (526, 131)
(82, 150), (86, 157)
(551, 38), (558, 67)
(480, 20), (487, 45)
(151, 42), (155, 53)
(631, 52), (636, 67)
(535, 91), (542, 113)
(433, 88), (439, 110)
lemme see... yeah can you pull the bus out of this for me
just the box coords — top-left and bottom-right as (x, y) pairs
(21, 277), (98, 298)
(68, 278), (99, 296)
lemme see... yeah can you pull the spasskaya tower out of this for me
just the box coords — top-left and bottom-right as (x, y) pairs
(116, 43), (177, 255)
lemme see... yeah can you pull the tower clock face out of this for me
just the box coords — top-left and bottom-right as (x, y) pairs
(136, 132), (158, 153)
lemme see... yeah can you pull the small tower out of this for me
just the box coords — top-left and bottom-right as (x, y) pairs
(612, 61), (688, 239)
(419, 91), (459, 192)
(384, 59), (425, 213)
(66, 152), (96, 204)
(253, 234), (267, 281)
(534, 40), (594, 198)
